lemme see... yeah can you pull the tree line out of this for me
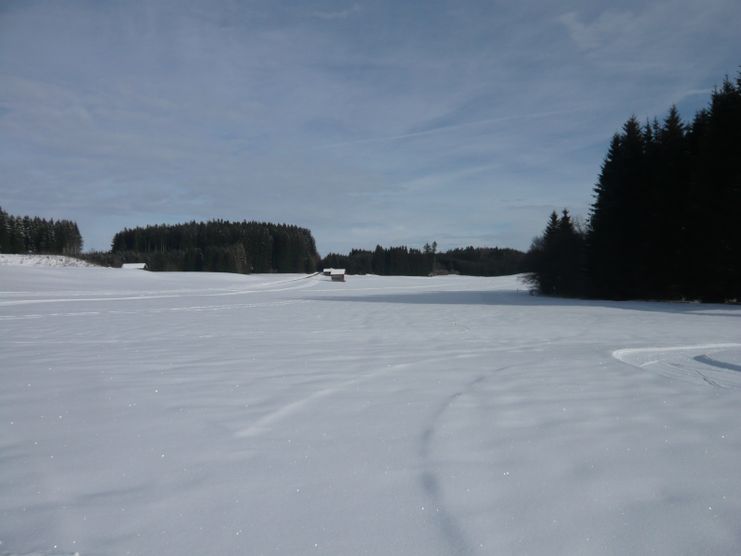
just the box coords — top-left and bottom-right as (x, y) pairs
(0, 206), (82, 255)
(321, 243), (525, 277)
(527, 72), (741, 302)
(84, 220), (320, 274)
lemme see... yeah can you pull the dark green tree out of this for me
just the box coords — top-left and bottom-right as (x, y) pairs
(109, 220), (319, 274)
(587, 117), (650, 299)
(526, 210), (585, 296)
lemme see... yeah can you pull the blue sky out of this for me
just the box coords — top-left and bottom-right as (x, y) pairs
(1, 0), (739, 254)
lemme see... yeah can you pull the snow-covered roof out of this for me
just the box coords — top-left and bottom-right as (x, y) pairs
(122, 263), (147, 270)
(330, 268), (345, 275)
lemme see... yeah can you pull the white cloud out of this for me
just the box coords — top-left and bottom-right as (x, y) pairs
(557, 10), (637, 52)
(311, 4), (361, 20)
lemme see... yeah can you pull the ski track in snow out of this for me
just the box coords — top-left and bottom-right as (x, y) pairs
(612, 343), (741, 389)
(234, 360), (413, 438)
(0, 299), (309, 321)
(417, 372), (491, 556)
(0, 272), (320, 307)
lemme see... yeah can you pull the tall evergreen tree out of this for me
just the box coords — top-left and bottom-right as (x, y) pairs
(587, 117), (653, 298)
(685, 77), (741, 301)
(526, 210), (585, 296)
(648, 105), (690, 297)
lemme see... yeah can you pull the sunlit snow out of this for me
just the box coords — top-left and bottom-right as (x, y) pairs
(1, 260), (740, 555)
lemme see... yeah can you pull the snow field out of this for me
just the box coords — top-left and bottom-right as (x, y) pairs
(1, 263), (741, 555)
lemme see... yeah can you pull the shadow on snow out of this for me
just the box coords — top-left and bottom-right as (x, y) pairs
(308, 289), (741, 318)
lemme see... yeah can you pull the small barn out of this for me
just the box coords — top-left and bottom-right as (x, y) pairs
(322, 268), (333, 276)
(330, 269), (346, 282)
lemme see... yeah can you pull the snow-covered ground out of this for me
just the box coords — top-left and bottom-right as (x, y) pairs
(1, 264), (740, 555)
(0, 254), (95, 268)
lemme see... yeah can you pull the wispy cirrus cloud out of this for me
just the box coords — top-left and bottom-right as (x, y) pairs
(312, 4), (361, 20)
(315, 107), (592, 149)
(0, 0), (739, 253)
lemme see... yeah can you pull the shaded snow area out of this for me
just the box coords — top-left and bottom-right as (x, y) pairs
(0, 254), (95, 268)
(1, 267), (741, 555)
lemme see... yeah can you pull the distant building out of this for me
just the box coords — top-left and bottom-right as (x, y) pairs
(330, 269), (346, 282)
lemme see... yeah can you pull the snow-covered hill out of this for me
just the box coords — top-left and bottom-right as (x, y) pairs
(1, 266), (740, 555)
(0, 254), (95, 268)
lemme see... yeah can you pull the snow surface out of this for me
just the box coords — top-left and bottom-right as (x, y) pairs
(1, 265), (741, 555)
(0, 254), (95, 268)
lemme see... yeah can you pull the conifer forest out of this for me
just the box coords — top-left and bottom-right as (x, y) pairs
(526, 74), (741, 302)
